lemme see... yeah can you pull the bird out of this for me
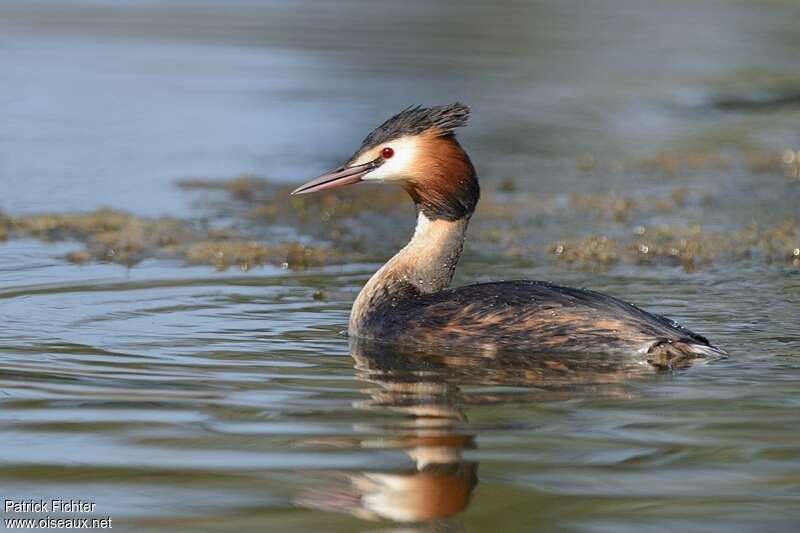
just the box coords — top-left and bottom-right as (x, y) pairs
(292, 103), (726, 367)
(296, 340), (477, 522)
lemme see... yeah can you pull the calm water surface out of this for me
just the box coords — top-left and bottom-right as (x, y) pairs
(1, 1), (799, 531)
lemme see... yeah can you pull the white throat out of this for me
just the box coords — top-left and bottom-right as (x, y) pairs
(387, 212), (466, 293)
(349, 211), (469, 336)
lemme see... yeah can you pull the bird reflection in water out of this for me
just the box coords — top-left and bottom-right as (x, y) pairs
(296, 339), (672, 526)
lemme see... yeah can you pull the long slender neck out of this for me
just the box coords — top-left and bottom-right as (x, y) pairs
(349, 211), (469, 337)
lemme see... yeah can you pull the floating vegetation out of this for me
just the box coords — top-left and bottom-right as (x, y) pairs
(2, 207), (329, 271)
(187, 240), (329, 271)
(629, 225), (729, 271)
(550, 187), (701, 223)
(177, 176), (270, 201)
(575, 148), (800, 179)
(2, 150), (797, 273)
(65, 250), (91, 264)
(710, 88), (800, 112)
(8, 209), (194, 267)
(743, 149), (800, 178)
(497, 177), (516, 192)
(737, 220), (800, 266)
(779, 149), (800, 179)
(550, 236), (620, 272)
(576, 151), (732, 177)
(0, 210), (9, 241)
(10, 209), (136, 241)
(570, 193), (638, 223)
(548, 221), (800, 272)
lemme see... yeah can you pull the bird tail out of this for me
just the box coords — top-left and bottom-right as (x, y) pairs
(647, 338), (728, 369)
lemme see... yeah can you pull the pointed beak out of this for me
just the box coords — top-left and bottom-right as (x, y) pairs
(291, 159), (382, 195)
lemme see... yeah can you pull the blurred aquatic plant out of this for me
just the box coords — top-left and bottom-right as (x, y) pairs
(549, 236), (620, 272)
(0, 210), (9, 241)
(547, 221), (800, 272)
(4, 207), (330, 270)
(2, 158), (798, 273)
(187, 240), (329, 271)
(780, 149), (800, 179)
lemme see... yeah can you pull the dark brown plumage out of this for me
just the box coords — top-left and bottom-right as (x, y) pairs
(358, 103), (471, 151)
(353, 280), (725, 367)
(293, 103), (727, 367)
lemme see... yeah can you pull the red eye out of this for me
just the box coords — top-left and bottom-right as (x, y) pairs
(381, 147), (394, 159)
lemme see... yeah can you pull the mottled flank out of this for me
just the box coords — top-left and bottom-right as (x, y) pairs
(360, 103), (470, 151)
(355, 280), (724, 362)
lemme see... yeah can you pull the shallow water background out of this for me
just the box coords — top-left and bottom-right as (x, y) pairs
(1, 1), (799, 531)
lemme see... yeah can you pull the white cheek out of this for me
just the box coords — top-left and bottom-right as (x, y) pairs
(362, 162), (392, 181)
(362, 140), (417, 182)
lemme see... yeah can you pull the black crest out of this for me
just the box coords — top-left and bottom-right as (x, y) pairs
(360, 102), (470, 149)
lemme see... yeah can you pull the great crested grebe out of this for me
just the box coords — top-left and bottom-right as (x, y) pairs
(292, 103), (726, 366)
(297, 339), (477, 522)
